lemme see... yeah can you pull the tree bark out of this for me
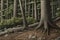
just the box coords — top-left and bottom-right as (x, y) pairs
(13, 0), (17, 17)
(28, 0), (30, 18)
(1, 0), (3, 22)
(19, 0), (28, 29)
(6, 0), (8, 19)
(34, 0), (38, 21)
(36, 0), (60, 35)
(32, 4), (34, 18)
(51, 0), (57, 18)
(25, 0), (27, 15)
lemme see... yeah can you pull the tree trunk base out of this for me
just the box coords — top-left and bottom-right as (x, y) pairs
(35, 20), (60, 35)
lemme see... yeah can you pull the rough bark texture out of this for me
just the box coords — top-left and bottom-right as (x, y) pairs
(36, 0), (60, 35)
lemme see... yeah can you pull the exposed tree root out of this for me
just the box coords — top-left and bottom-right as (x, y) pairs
(35, 20), (60, 35)
(35, 19), (44, 30)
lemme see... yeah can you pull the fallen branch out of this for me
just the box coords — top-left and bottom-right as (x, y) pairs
(53, 17), (60, 22)
(28, 22), (39, 27)
(0, 22), (39, 36)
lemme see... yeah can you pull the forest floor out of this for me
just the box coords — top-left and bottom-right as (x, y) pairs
(0, 19), (60, 40)
(0, 28), (60, 40)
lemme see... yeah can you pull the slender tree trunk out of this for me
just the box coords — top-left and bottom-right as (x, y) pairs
(25, 0), (27, 16)
(32, 4), (34, 18)
(1, 0), (3, 22)
(34, 0), (38, 21)
(6, 0), (8, 19)
(28, 0), (30, 18)
(19, 0), (28, 28)
(52, 0), (57, 18)
(13, 0), (17, 17)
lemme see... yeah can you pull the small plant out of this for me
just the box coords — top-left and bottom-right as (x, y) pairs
(27, 17), (36, 24)
(0, 17), (36, 29)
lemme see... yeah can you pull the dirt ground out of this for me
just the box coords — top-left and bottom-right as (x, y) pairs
(0, 28), (60, 40)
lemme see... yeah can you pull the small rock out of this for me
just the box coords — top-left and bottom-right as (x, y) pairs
(32, 35), (36, 38)
(28, 34), (37, 40)
(28, 35), (32, 39)
(4, 34), (8, 37)
(38, 37), (42, 40)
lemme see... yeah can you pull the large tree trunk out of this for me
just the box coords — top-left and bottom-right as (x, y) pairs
(36, 0), (51, 29)
(36, 0), (60, 35)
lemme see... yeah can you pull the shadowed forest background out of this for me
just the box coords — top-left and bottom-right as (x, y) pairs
(0, 0), (60, 40)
